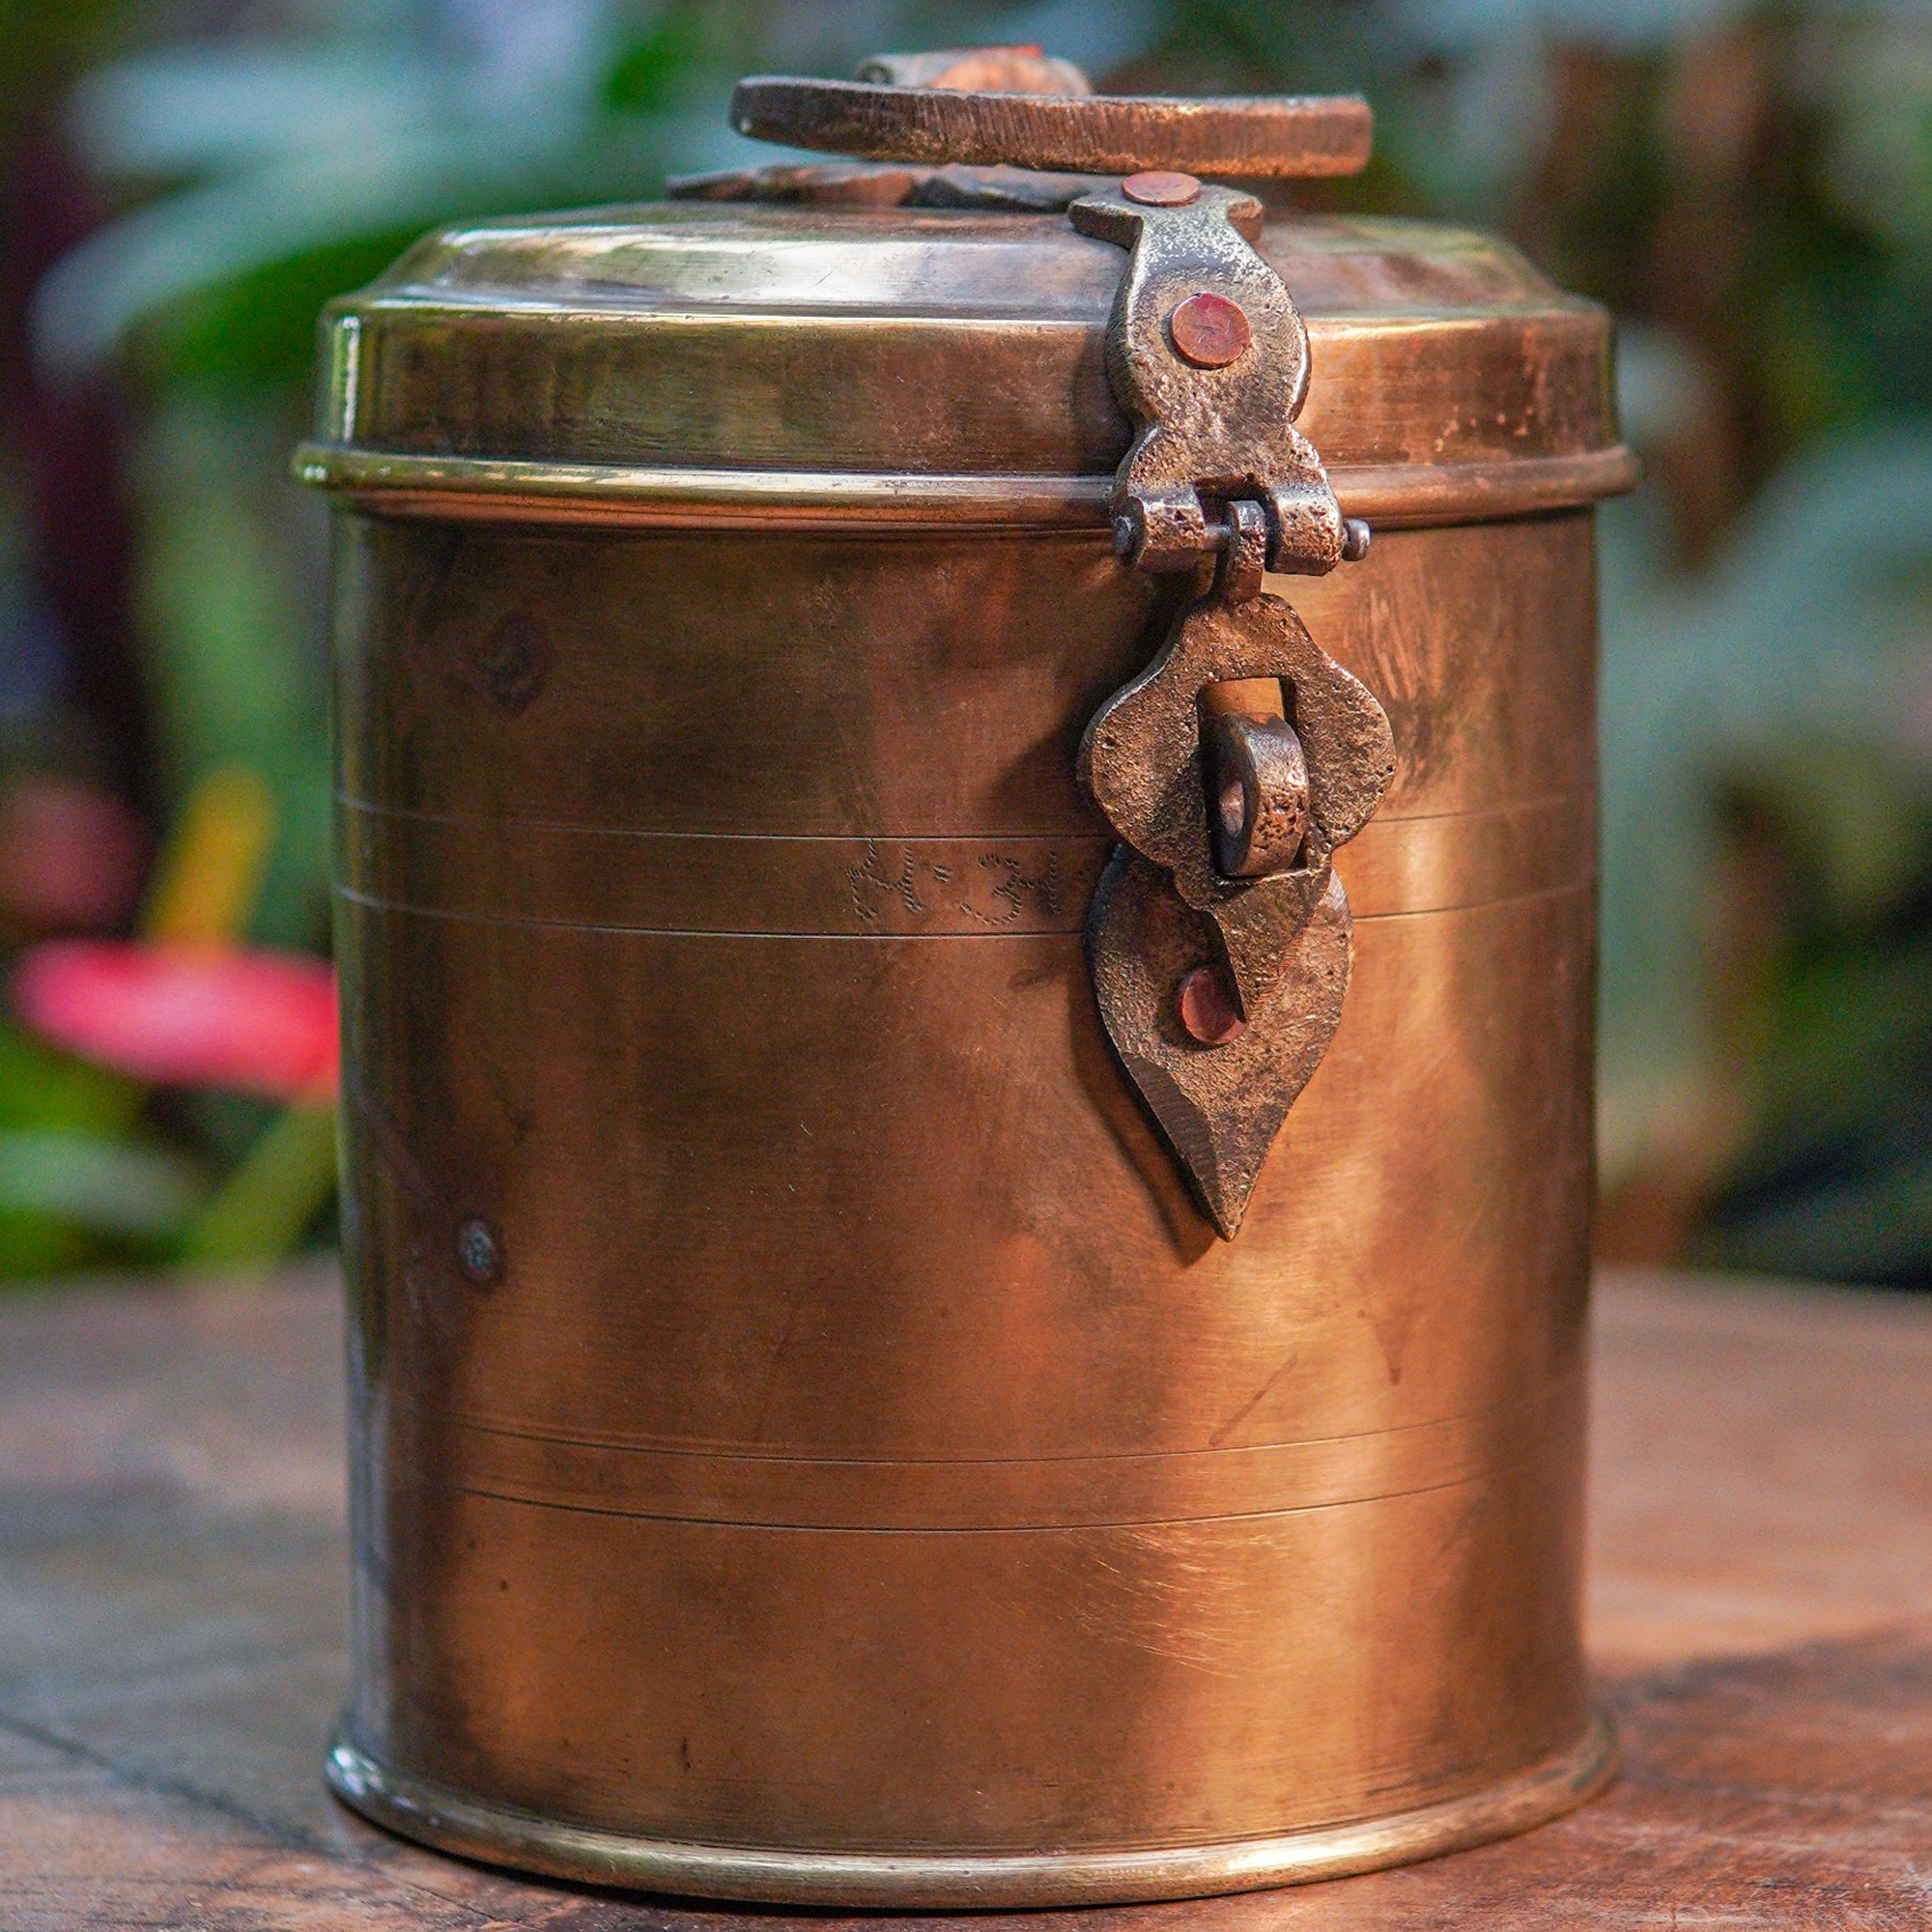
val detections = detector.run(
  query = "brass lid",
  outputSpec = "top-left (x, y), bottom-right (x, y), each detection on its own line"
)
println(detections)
top-left (298, 73), bottom-right (1632, 531)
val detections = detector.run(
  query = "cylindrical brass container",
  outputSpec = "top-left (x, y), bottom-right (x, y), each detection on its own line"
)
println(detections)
top-left (301, 62), bottom-right (1633, 1911)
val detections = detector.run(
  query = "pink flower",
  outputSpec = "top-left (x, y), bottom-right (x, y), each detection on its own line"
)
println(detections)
top-left (13, 941), bottom-right (337, 1100)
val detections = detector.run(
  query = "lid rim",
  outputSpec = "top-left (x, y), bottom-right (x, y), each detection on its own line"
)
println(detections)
top-left (315, 209), bottom-right (1621, 497)
top-left (294, 442), bottom-right (1639, 532)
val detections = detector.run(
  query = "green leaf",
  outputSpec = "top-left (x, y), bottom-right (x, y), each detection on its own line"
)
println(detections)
top-left (0, 1024), bottom-right (141, 1138)
top-left (0, 1128), bottom-right (201, 1239)
top-left (178, 1101), bottom-right (337, 1268)
top-left (35, 115), bottom-right (686, 385)
top-left (134, 394), bottom-right (330, 949)
top-left (603, 3), bottom-right (713, 114)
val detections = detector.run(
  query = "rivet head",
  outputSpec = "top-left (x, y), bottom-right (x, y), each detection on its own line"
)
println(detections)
top-left (1122, 168), bottom-right (1201, 207)
top-left (1176, 966), bottom-right (1247, 1046)
top-left (455, 1215), bottom-right (501, 1284)
top-left (1169, 291), bottom-right (1252, 368)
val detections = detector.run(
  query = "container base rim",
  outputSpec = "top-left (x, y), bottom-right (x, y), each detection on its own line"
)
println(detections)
top-left (326, 1704), bottom-right (1617, 1909)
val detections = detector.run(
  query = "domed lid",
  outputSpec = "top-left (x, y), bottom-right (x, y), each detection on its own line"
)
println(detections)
top-left (297, 54), bottom-right (1633, 532)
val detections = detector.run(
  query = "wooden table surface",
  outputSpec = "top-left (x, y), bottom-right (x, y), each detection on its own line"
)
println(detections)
top-left (1, 1266), bottom-right (1928, 1929)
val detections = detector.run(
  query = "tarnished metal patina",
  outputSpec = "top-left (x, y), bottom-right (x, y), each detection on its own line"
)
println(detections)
top-left (730, 65), bottom-right (1374, 179)
top-left (1067, 173), bottom-right (1393, 1231)
top-left (301, 46), bottom-right (1634, 1912)
top-left (1083, 594), bottom-right (1394, 1235)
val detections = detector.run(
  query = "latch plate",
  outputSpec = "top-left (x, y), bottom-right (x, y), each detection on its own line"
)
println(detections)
top-left (1073, 176), bottom-right (1395, 1237)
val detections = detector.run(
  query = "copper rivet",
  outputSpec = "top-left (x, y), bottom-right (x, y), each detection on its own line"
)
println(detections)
top-left (1122, 169), bottom-right (1201, 208)
top-left (1176, 966), bottom-right (1246, 1046)
top-left (1169, 291), bottom-right (1252, 368)
top-left (456, 1215), bottom-right (501, 1284)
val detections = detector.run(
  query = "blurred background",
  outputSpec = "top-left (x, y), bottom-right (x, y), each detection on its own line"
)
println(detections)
top-left (1, 0), bottom-right (1930, 1287)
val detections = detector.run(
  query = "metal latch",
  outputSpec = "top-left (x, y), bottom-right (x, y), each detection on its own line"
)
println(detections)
top-left (1073, 172), bottom-right (1394, 1237)
top-left (723, 53), bottom-right (1395, 1236)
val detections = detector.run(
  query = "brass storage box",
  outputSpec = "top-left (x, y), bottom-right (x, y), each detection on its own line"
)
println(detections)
top-left (302, 67), bottom-right (1633, 1911)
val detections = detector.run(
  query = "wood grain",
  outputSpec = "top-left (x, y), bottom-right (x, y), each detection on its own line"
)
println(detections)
top-left (1, 1264), bottom-right (1929, 1927)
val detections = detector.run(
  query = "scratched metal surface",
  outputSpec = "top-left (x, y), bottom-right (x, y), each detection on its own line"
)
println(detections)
top-left (0, 1264), bottom-right (1929, 1928)
top-left (326, 508), bottom-right (1601, 1883)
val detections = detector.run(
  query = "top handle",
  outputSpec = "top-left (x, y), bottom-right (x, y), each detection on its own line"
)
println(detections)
top-left (730, 46), bottom-right (1371, 181)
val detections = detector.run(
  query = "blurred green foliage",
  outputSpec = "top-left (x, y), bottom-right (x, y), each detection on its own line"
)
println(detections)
top-left (0, 1028), bottom-right (185, 1274)
top-left (5, 0), bottom-right (1932, 1281)
top-left (139, 398), bottom-right (329, 946)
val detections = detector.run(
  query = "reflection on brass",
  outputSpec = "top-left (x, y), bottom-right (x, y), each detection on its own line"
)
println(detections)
top-left (328, 1713), bottom-right (1617, 1908)
top-left (292, 440), bottom-right (1640, 531)
top-left (303, 46), bottom-right (1633, 1912)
